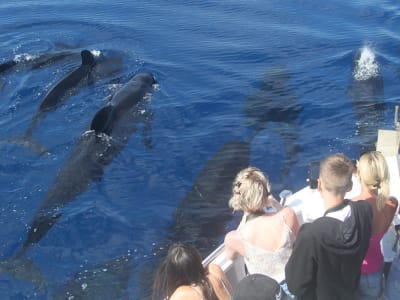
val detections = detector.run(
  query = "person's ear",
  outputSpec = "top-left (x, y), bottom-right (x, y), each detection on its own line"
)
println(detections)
top-left (317, 178), bottom-right (322, 192)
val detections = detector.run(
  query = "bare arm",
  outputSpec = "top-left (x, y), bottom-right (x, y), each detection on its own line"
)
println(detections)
top-left (207, 264), bottom-right (233, 300)
top-left (224, 230), bottom-right (244, 260)
top-left (283, 207), bottom-right (300, 237)
top-left (383, 197), bottom-right (399, 232)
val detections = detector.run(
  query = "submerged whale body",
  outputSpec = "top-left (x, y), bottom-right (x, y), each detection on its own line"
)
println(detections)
top-left (243, 65), bottom-right (302, 179)
top-left (52, 255), bottom-right (136, 300)
top-left (348, 46), bottom-right (385, 153)
top-left (171, 140), bottom-right (251, 255)
top-left (138, 139), bottom-right (251, 299)
top-left (0, 50), bottom-right (79, 75)
top-left (0, 72), bottom-right (157, 289)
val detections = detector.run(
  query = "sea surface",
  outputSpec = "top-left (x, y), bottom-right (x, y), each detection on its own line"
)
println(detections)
top-left (0, 1), bottom-right (399, 299)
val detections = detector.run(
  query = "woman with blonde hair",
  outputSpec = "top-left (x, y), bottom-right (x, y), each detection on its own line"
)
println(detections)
top-left (352, 151), bottom-right (398, 299)
top-left (224, 166), bottom-right (299, 285)
top-left (152, 243), bottom-right (232, 300)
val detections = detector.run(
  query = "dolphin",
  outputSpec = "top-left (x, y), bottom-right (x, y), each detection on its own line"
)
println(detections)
top-left (243, 65), bottom-right (302, 179)
top-left (347, 46), bottom-right (385, 153)
top-left (0, 72), bottom-right (156, 289)
top-left (52, 255), bottom-right (136, 300)
top-left (0, 51), bottom-right (78, 76)
top-left (6, 49), bottom-right (124, 155)
top-left (0, 59), bottom-right (17, 74)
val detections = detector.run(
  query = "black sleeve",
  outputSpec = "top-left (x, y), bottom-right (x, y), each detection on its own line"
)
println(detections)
top-left (285, 223), bottom-right (316, 297)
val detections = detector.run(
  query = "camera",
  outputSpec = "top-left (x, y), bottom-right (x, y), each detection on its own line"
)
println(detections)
top-left (308, 161), bottom-right (320, 189)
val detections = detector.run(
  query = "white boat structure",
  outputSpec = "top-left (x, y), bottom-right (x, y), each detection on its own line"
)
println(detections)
top-left (203, 106), bottom-right (400, 292)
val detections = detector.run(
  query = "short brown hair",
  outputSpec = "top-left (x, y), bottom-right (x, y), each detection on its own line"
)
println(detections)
top-left (319, 153), bottom-right (354, 197)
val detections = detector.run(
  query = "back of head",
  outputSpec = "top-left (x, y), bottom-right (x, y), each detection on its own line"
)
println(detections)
top-left (233, 274), bottom-right (289, 300)
top-left (358, 151), bottom-right (390, 210)
top-left (229, 167), bottom-right (277, 212)
top-left (319, 153), bottom-right (354, 197)
top-left (152, 243), bottom-right (216, 300)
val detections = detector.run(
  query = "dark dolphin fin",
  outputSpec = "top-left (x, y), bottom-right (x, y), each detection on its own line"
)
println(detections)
top-left (0, 256), bottom-right (48, 291)
top-left (81, 50), bottom-right (96, 67)
top-left (90, 105), bottom-right (114, 134)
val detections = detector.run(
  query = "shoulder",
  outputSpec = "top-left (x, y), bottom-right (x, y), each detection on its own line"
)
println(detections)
top-left (281, 207), bottom-right (300, 234)
top-left (281, 207), bottom-right (298, 222)
top-left (306, 217), bottom-right (339, 236)
top-left (208, 263), bottom-right (224, 278)
top-left (207, 264), bottom-right (233, 298)
top-left (170, 285), bottom-right (197, 300)
top-left (349, 199), bottom-right (373, 216)
top-left (224, 230), bottom-right (240, 245)
top-left (386, 196), bottom-right (398, 210)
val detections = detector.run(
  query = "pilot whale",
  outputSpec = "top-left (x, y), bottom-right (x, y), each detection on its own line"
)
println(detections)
top-left (52, 255), bottom-right (136, 300)
top-left (7, 49), bottom-right (124, 155)
top-left (347, 46), bottom-right (385, 153)
top-left (138, 138), bottom-right (252, 299)
top-left (243, 65), bottom-right (302, 179)
top-left (0, 50), bottom-right (78, 75)
top-left (0, 72), bottom-right (157, 289)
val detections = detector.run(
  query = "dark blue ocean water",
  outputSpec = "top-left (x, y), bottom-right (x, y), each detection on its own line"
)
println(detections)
top-left (1, 1), bottom-right (400, 299)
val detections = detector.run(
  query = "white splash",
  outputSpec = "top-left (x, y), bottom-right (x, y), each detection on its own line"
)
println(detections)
top-left (14, 53), bottom-right (37, 62)
top-left (353, 46), bottom-right (380, 81)
top-left (90, 49), bottom-right (101, 57)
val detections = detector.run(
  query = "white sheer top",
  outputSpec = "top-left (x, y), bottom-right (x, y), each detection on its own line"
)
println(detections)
top-left (239, 212), bottom-right (296, 283)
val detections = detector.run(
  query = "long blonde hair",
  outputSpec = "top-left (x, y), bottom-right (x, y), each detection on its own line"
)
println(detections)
top-left (229, 166), bottom-right (281, 212)
top-left (358, 151), bottom-right (390, 211)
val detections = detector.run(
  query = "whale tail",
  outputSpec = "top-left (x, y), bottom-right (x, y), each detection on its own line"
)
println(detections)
top-left (2, 135), bottom-right (50, 156)
top-left (0, 255), bottom-right (48, 291)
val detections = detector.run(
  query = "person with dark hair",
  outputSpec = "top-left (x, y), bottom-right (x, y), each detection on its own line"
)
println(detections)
top-left (152, 243), bottom-right (232, 300)
top-left (233, 274), bottom-right (290, 300)
top-left (285, 153), bottom-right (373, 300)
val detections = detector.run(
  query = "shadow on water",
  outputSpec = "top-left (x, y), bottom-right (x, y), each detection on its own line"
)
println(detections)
top-left (137, 65), bottom-right (304, 299)
top-left (137, 139), bottom-right (251, 299)
top-left (51, 255), bottom-right (136, 300)
top-left (243, 65), bottom-right (303, 180)
top-left (347, 46), bottom-right (386, 154)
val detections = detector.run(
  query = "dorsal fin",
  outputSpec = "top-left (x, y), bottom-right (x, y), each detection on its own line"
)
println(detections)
top-left (90, 105), bottom-right (114, 134)
top-left (81, 50), bottom-right (96, 67)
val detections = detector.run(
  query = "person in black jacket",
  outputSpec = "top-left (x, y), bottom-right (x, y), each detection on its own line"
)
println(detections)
top-left (285, 153), bottom-right (373, 300)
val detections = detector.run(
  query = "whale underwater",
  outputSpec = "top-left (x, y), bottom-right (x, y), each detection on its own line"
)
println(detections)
top-left (137, 66), bottom-right (304, 299)
top-left (0, 50), bottom-right (79, 75)
top-left (0, 72), bottom-right (157, 290)
top-left (6, 49), bottom-right (124, 155)
top-left (243, 65), bottom-right (303, 179)
top-left (347, 46), bottom-right (385, 153)
top-left (51, 254), bottom-right (136, 300)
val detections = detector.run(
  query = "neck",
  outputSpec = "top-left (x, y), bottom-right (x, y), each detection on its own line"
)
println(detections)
top-left (323, 193), bottom-right (345, 212)
top-left (245, 210), bottom-right (265, 222)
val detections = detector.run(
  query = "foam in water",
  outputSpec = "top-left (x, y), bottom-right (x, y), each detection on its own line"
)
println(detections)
top-left (90, 49), bottom-right (101, 57)
top-left (353, 46), bottom-right (380, 81)
top-left (14, 53), bottom-right (37, 62)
